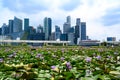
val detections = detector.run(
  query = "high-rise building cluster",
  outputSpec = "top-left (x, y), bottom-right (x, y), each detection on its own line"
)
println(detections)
top-left (0, 16), bottom-right (88, 45)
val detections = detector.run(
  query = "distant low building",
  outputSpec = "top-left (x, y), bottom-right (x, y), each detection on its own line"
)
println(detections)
top-left (107, 37), bottom-right (116, 41)
top-left (36, 25), bottom-right (43, 33)
top-left (27, 33), bottom-right (45, 46)
top-left (79, 40), bottom-right (100, 46)
top-left (29, 26), bottom-right (36, 34)
top-left (0, 35), bottom-right (11, 45)
top-left (0, 35), bottom-right (11, 40)
top-left (50, 32), bottom-right (55, 40)
top-left (60, 33), bottom-right (68, 41)
top-left (9, 31), bottom-right (24, 40)
top-left (28, 33), bottom-right (45, 40)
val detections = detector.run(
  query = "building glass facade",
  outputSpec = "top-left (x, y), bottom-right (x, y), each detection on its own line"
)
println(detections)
top-left (44, 17), bottom-right (52, 40)
top-left (1, 23), bottom-right (9, 35)
top-left (55, 25), bottom-right (61, 40)
top-left (8, 20), bottom-right (13, 34)
top-left (24, 18), bottom-right (29, 32)
top-left (81, 22), bottom-right (86, 40)
top-left (13, 17), bottom-right (22, 33)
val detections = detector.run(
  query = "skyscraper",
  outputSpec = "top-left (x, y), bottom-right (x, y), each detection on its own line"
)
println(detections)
top-left (68, 33), bottom-right (74, 45)
top-left (1, 23), bottom-right (9, 35)
top-left (76, 18), bottom-right (81, 25)
top-left (74, 25), bottom-right (79, 44)
top-left (0, 28), bottom-right (2, 35)
top-left (67, 16), bottom-right (71, 26)
top-left (74, 18), bottom-right (81, 44)
top-left (8, 20), bottom-right (13, 34)
top-left (37, 25), bottom-right (43, 33)
top-left (43, 17), bottom-right (52, 40)
top-left (63, 22), bottom-right (70, 34)
top-left (55, 25), bottom-right (61, 40)
top-left (74, 19), bottom-right (87, 44)
top-left (107, 37), bottom-right (116, 41)
top-left (60, 33), bottom-right (68, 41)
top-left (63, 16), bottom-right (71, 34)
top-left (48, 18), bottom-right (52, 37)
top-left (81, 22), bottom-right (86, 40)
top-left (13, 17), bottom-right (22, 33)
top-left (29, 26), bottom-right (36, 34)
top-left (24, 18), bottom-right (29, 32)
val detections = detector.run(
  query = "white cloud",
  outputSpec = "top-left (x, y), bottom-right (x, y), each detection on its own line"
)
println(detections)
top-left (69, 0), bottom-right (120, 40)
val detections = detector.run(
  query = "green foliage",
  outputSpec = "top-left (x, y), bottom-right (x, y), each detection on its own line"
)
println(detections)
top-left (0, 46), bottom-right (119, 79)
top-left (101, 41), bottom-right (107, 46)
top-left (21, 42), bottom-right (28, 46)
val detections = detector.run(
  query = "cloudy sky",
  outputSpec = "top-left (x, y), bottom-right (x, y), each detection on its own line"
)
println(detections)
top-left (0, 0), bottom-right (120, 41)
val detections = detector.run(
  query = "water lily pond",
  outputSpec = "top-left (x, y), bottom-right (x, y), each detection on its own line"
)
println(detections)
top-left (0, 46), bottom-right (120, 80)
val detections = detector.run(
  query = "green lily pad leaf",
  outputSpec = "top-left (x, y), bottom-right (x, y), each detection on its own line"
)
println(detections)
top-left (116, 66), bottom-right (120, 70)
top-left (39, 70), bottom-right (45, 73)
top-left (44, 73), bottom-right (51, 78)
top-left (109, 71), bottom-right (120, 78)
top-left (81, 77), bottom-right (94, 80)
top-left (94, 74), bottom-right (109, 80)
top-left (35, 78), bottom-right (46, 80)
top-left (109, 71), bottom-right (120, 75)
top-left (38, 73), bottom-right (44, 77)
top-left (5, 78), bottom-right (16, 80)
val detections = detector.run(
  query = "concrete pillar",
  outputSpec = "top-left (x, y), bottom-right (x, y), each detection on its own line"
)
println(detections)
top-left (63, 43), bottom-right (64, 46)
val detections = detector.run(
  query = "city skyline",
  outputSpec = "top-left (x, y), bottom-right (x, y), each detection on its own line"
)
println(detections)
top-left (0, 0), bottom-right (120, 40)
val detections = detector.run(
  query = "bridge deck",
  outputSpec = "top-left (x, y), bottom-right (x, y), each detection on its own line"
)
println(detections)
top-left (0, 40), bottom-right (70, 44)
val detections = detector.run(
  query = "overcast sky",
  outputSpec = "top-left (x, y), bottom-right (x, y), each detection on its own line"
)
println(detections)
top-left (0, 0), bottom-right (120, 41)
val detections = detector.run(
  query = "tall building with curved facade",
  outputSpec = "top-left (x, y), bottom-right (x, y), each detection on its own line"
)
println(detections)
top-left (13, 17), bottom-right (22, 33)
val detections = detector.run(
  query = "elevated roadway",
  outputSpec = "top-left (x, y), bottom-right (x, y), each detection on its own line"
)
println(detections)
top-left (0, 40), bottom-right (70, 46)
